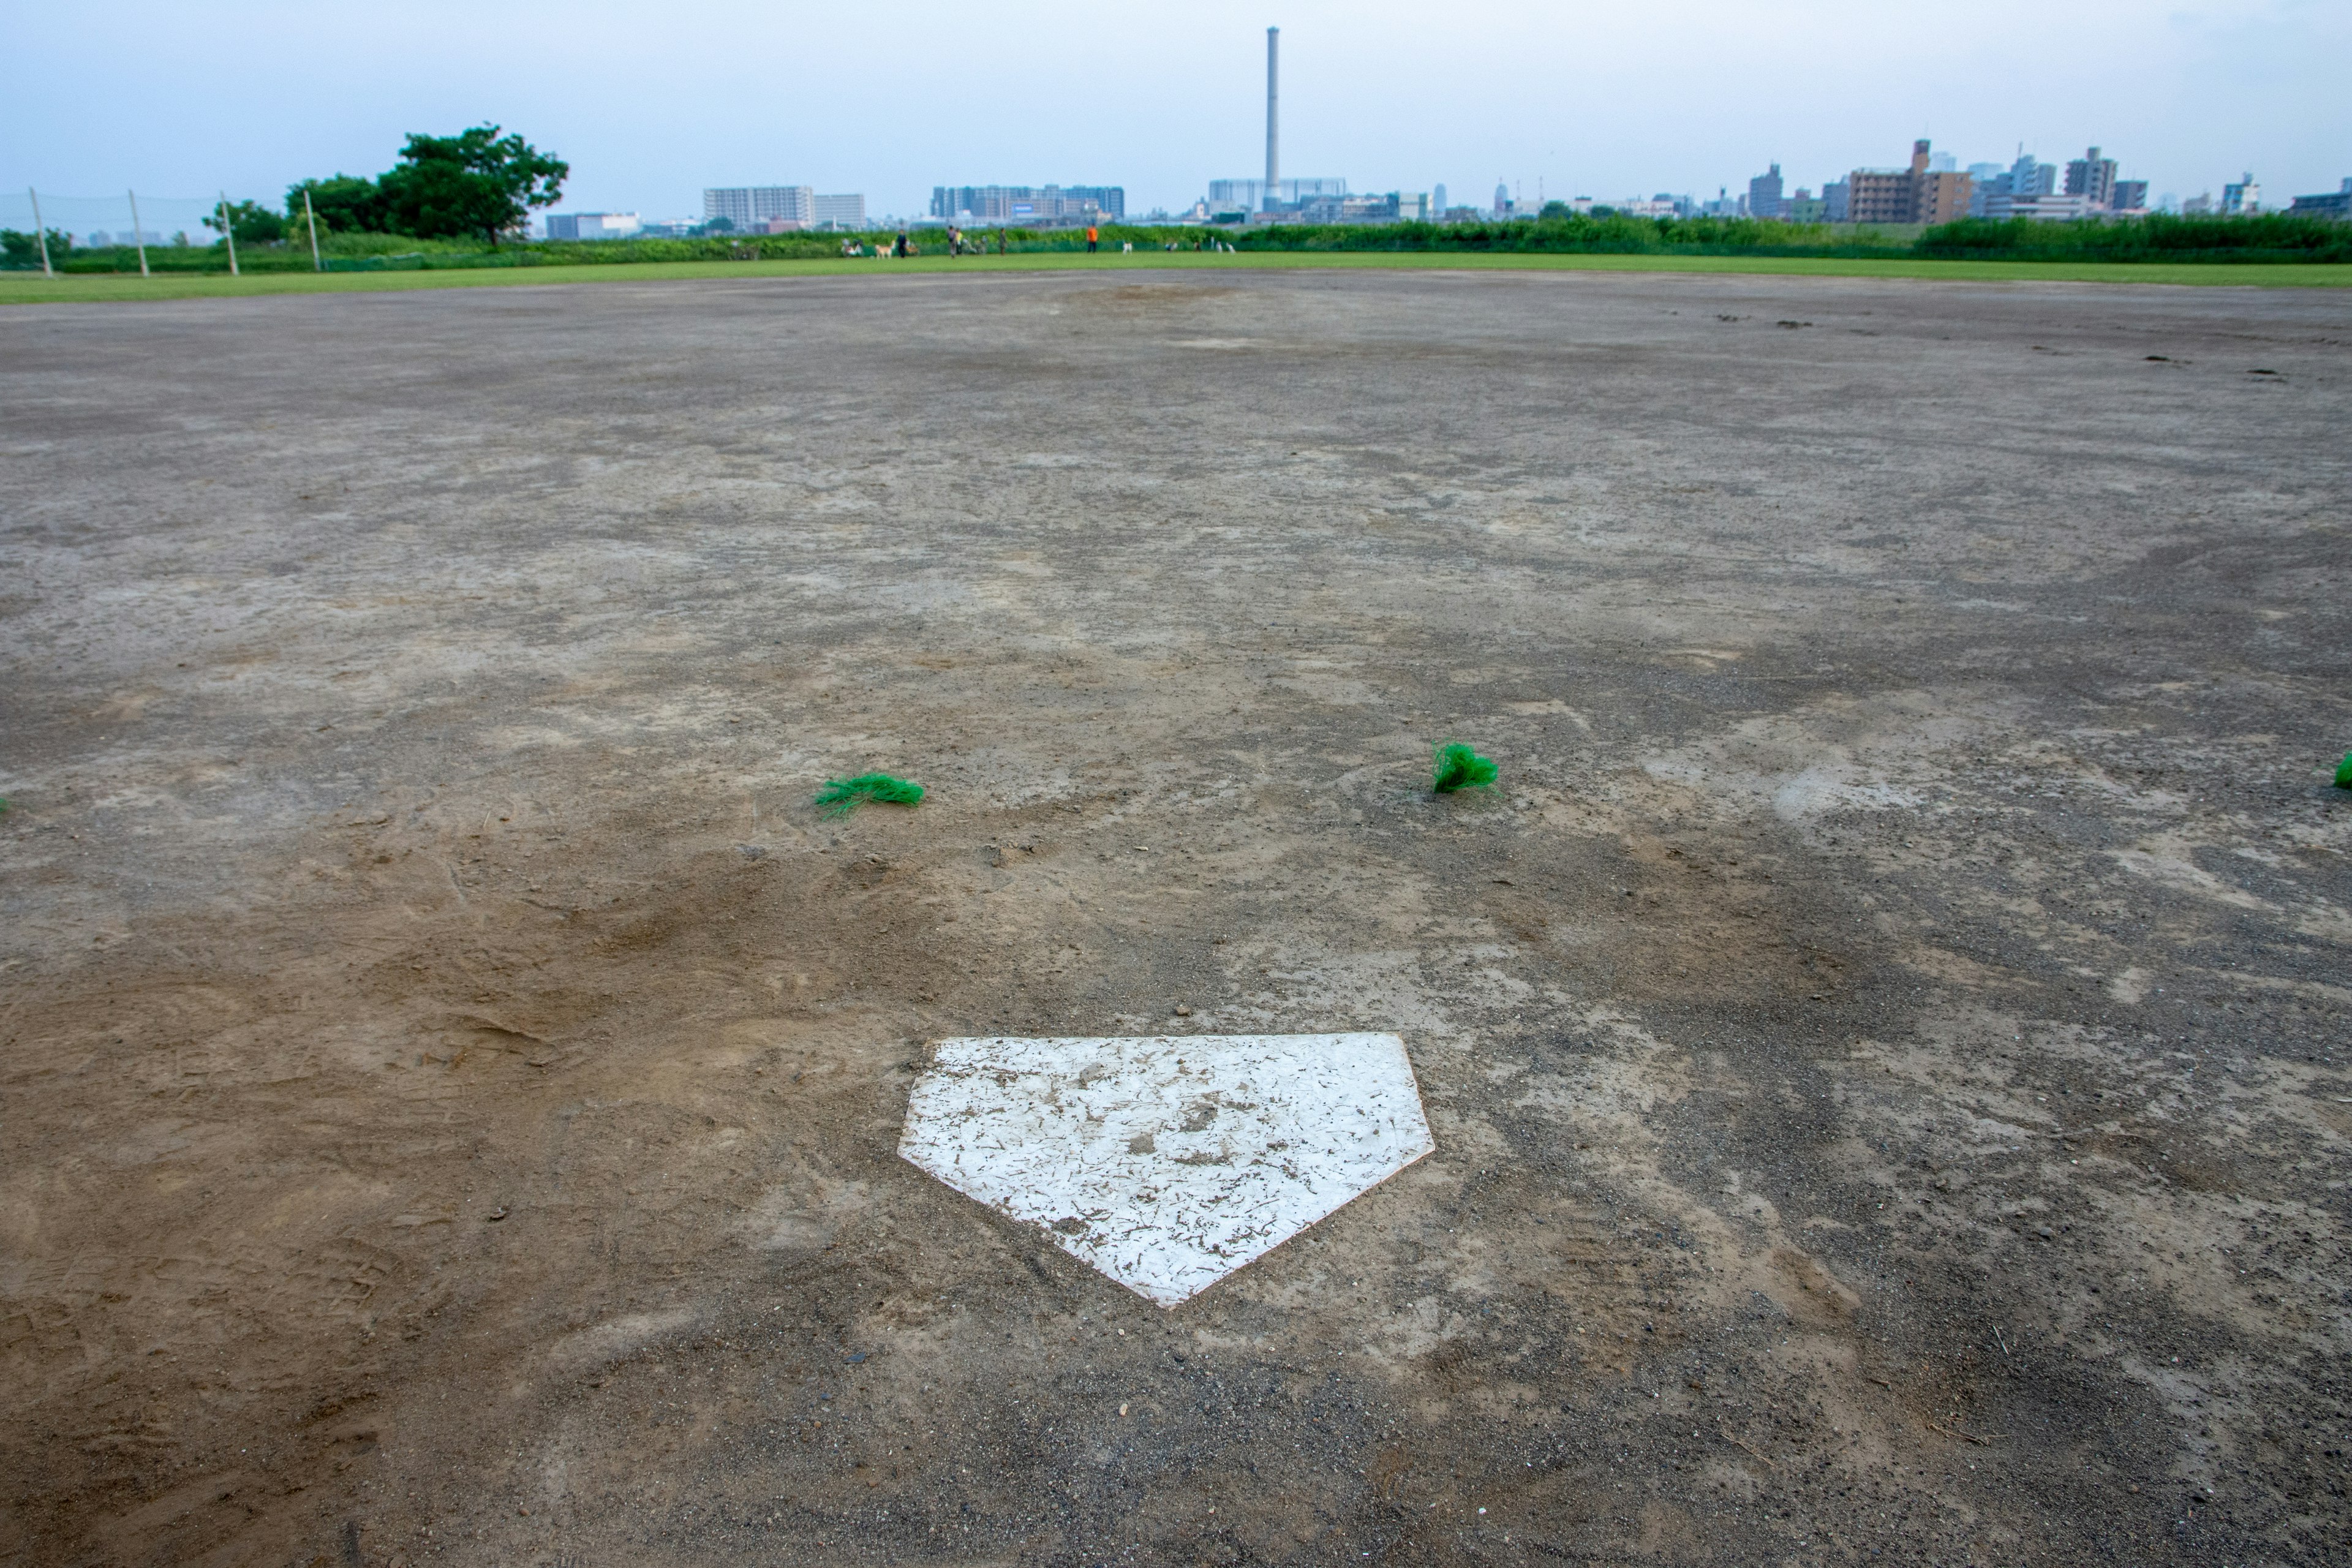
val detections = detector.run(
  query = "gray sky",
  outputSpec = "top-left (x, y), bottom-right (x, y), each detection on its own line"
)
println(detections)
top-left (10, 1), bottom-right (2348, 220)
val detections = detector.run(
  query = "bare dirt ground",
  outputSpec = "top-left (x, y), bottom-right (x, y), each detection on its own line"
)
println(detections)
top-left (2, 268), bottom-right (2348, 1567)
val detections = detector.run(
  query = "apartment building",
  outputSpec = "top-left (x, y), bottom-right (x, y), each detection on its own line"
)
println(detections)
top-left (1844, 141), bottom-right (1972, 225)
top-left (703, 186), bottom-right (813, 230)
top-left (812, 194), bottom-right (865, 229)
top-left (2065, 147), bottom-right (2118, 209)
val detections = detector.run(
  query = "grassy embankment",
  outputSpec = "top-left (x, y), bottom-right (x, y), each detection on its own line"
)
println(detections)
top-left (7, 211), bottom-right (2349, 303)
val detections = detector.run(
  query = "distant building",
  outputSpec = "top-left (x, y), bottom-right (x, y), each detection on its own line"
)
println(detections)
top-left (812, 194), bottom-right (865, 229)
top-left (1843, 140), bottom-right (1971, 225)
top-left (931, 185), bottom-right (1125, 223)
top-left (545, 212), bottom-right (642, 241)
top-left (2182, 192), bottom-right (2214, 216)
top-left (1821, 179), bottom-right (1849, 222)
top-left (1493, 180), bottom-right (1511, 218)
top-left (1748, 164), bottom-right (1785, 220)
top-left (1207, 178), bottom-right (1343, 214)
top-left (2111, 180), bottom-right (2150, 214)
top-left (2065, 146), bottom-right (2118, 209)
top-left (2006, 194), bottom-right (2092, 222)
top-left (2220, 174), bottom-right (2260, 215)
top-left (704, 187), bottom-right (813, 230)
top-left (1784, 189), bottom-right (1826, 223)
top-left (1433, 183), bottom-right (1447, 215)
top-left (1964, 160), bottom-right (2010, 216)
top-left (2286, 178), bottom-right (2352, 219)
top-left (1975, 154), bottom-right (2059, 219)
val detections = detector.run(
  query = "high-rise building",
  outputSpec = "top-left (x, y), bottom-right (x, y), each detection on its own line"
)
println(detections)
top-left (1493, 180), bottom-right (1511, 217)
top-left (2110, 180), bottom-right (2150, 214)
top-left (2065, 147), bottom-right (2118, 209)
top-left (930, 186), bottom-right (1125, 223)
top-left (1822, 179), bottom-right (1850, 222)
top-left (1433, 183), bottom-right (1447, 216)
top-left (1748, 164), bottom-right (1785, 220)
top-left (1844, 140), bottom-right (1972, 225)
top-left (812, 194), bottom-right (865, 228)
top-left (2221, 174), bottom-right (2260, 215)
top-left (704, 187), bottom-right (813, 230)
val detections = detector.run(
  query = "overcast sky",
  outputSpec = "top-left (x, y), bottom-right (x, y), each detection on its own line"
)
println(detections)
top-left (10, 1), bottom-right (2348, 221)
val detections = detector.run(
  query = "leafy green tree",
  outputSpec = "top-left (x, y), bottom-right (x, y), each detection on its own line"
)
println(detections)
top-left (1, 229), bottom-right (70, 267)
top-left (203, 200), bottom-right (287, 244)
top-left (287, 175), bottom-right (386, 233)
top-left (375, 125), bottom-right (567, 246)
top-left (704, 214), bottom-right (736, 233)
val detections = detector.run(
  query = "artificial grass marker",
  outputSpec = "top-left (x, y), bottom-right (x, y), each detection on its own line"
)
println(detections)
top-left (2337, 752), bottom-right (2352, 790)
top-left (814, 772), bottom-right (924, 818)
top-left (1432, 742), bottom-right (1498, 794)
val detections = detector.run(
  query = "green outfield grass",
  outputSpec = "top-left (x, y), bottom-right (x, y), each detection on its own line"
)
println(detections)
top-left (6, 249), bottom-right (2350, 304)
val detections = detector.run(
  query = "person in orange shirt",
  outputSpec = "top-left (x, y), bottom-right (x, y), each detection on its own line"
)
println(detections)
top-left (1085, 225), bottom-right (1099, 252)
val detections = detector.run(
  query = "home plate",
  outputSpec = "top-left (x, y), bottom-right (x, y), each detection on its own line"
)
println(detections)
top-left (899, 1033), bottom-right (1434, 1306)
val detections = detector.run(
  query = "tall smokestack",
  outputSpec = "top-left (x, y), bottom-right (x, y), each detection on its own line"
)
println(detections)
top-left (1264, 26), bottom-right (1280, 213)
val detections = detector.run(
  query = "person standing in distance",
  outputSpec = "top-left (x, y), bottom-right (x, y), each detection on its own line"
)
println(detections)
top-left (1085, 225), bottom-right (1098, 253)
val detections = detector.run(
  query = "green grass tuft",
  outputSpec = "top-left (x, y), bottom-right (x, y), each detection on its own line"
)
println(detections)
top-left (1432, 742), bottom-right (1498, 793)
top-left (2336, 752), bottom-right (2352, 790)
top-left (814, 772), bottom-right (925, 818)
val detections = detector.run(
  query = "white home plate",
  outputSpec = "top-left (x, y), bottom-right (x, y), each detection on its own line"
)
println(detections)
top-left (900, 1032), bottom-right (1433, 1306)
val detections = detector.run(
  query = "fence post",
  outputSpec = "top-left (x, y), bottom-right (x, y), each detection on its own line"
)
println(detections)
top-left (217, 192), bottom-right (239, 276)
top-left (128, 190), bottom-right (150, 277)
top-left (28, 188), bottom-right (53, 277)
top-left (304, 189), bottom-right (322, 271)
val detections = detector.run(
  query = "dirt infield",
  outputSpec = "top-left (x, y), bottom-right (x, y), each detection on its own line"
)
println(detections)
top-left (2, 269), bottom-right (2347, 1566)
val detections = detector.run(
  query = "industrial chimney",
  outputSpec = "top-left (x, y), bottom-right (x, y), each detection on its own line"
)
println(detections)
top-left (1264, 27), bottom-right (1280, 214)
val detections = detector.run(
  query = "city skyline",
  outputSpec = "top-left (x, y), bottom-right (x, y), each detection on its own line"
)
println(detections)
top-left (9, 1), bottom-right (2347, 224)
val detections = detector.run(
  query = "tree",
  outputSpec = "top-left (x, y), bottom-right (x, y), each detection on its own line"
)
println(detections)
top-left (2, 229), bottom-right (70, 268)
top-left (374, 124), bottom-right (567, 247)
top-left (203, 200), bottom-right (287, 244)
top-left (287, 175), bottom-right (386, 233)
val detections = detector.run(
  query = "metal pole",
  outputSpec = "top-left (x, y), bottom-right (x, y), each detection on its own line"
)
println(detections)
top-left (304, 189), bottom-right (321, 271)
top-left (128, 189), bottom-right (149, 277)
top-left (1264, 28), bottom-right (1280, 214)
top-left (217, 191), bottom-right (239, 276)
top-left (28, 188), bottom-right (53, 276)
